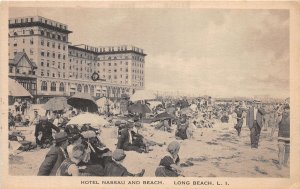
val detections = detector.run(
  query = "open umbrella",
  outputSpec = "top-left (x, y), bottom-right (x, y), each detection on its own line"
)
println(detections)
top-left (67, 93), bottom-right (98, 112)
top-left (44, 97), bottom-right (70, 111)
top-left (67, 112), bottom-right (108, 129)
top-left (96, 97), bottom-right (114, 108)
top-left (8, 78), bottom-right (32, 97)
top-left (166, 107), bottom-right (176, 115)
top-left (130, 90), bottom-right (156, 102)
top-left (128, 103), bottom-right (151, 114)
top-left (153, 112), bottom-right (175, 122)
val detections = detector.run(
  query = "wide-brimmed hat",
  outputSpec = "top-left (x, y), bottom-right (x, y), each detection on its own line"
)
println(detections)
top-left (112, 149), bottom-right (126, 161)
top-left (54, 132), bottom-right (68, 143)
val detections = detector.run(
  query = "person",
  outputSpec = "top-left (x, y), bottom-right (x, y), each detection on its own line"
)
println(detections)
top-left (104, 149), bottom-right (145, 176)
top-left (64, 124), bottom-right (80, 136)
top-left (175, 115), bottom-right (188, 140)
top-left (35, 116), bottom-right (60, 148)
top-left (56, 144), bottom-right (86, 176)
top-left (14, 100), bottom-right (20, 114)
top-left (37, 132), bottom-right (69, 176)
top-left (234, 102), bottom-right (245, 136)
top-left (155, 119), bottom-right (171, 132)
top-left (246, 100), bottom-right (266, 149)
top-left (30, 110), bottom-right (41, 127)
top-left (116, 120), bottom-right (146, 153)
top-left (155, 141), bottom-right (182, 177)
top-left (277, 104), bottom-right (290, 169)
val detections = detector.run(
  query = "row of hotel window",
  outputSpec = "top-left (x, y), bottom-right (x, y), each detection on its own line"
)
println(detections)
top-left (41, 82), bottom-right (66, 92)
top-left (11, 39), bottom-right (66, 51)
top-left (69, 51), bottom-right (144, 62)
top-left (40, 51), bottom-right (66, 59)
top-left (11, 30), bottom-right (67, 42)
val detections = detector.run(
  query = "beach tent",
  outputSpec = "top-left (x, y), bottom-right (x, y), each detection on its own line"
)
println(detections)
top-left (8, 78), bottom-right (32, 97)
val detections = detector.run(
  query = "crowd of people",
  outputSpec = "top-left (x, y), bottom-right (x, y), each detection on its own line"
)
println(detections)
top-left (8, 95), bottom-right (290, 176)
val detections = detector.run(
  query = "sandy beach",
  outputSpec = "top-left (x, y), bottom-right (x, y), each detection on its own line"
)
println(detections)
top-left (9, 105), bottom-right (289, 177)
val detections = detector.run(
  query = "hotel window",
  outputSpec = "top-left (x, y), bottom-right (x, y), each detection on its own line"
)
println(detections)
top-left (58, 54), bottom-right (61, 59)
top-left (57, 35), bottom-right (61, 40)
top-left (9, 67), bottom-right (13, 73)
top-left (52, 34), bottom-right (56, 39)
top-left (63, 45), bottom-right (65, 50)
top-left (47, 62), bottom-right (49, 67)
top-left (52, 52), bottom-right (55, 58)
top-left (47, 41), bottom-right (50, 47)
top-left (41, 61), bottom-right (44, 66)
top-left (59, 82), bottom-right (64, 91)
top-left (63, 73), bottom-right (65, 78)
top-left (23, 39), bottom-right (25, 43)
top-left (30, 49), bottom-right (34, 55)
top-left (41, 81), bottom-right (47, 91)
top-left (58, 72), bottom-right (61, 78)
top-left (52, 42), bottom-right (55, 48)
top-left (114, 63), bottom-right (117, 66)
top-left (22, 30), bottom-right (25, 34)
top-left (63, 63), bottom-right (65, 69)
top-left (52, 73), bottom-right (55, 77)
top-left (30, 38), bottom-right (34, 45)
top-left (16, 69), bottom-right (19, 73)
top-left (58, 63), bottom-right (61, 69)
top-left (41, 39), bottom-right (44, 45)
top-left (41, 51), bottom-right (45, 56)
top-left (47, 32), bottom-right (50, 37)
top-left (41, 70), bottom-right (44, 76)
top-left (13, 39), bottom-right (17, 46)
top-left (47, 52), bottom-right (50, 57)
top-left (50, 82), bottom-right (56, 91)
top-left (63, 54), bottom-right (65, 60)
top-left (30, 18), bottom-right (33, 22)
top-left (114, 69), bottom-right (117, 73)
top-left (125, 68), bottom-right (128, 72)
top-left (108, 63), bottom-right (111, 66)
top-left (14, 32), bottom-right (18, 36)
top-left (63, 36), bottom-right (66, 42)
top-left (114, 76), bottom-right (117, 79)
top-left (58, 43), bottom-right (61, 49)
top-left (40, 30), bottom-right (44, 36)
top-left (30, 29), bottom-right (34, 35)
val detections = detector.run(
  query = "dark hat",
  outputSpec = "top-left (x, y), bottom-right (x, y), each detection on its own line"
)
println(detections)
top-left (54, 132), bottom-right (68, 143)
top-left (112, 149), bottom-right (126, 161)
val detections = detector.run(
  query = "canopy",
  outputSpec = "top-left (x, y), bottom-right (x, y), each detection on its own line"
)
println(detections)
top-left (8, 78), bottom-right (32, 97)
top-left (67, 93), bottom-right (98, 113)
top-left (44, 97), bottom-right (70, 111)
top-left (130, 90), bottom-right (156, 102)
top-left (67, 112), bottom-right (108, 128)
top-left (128, 103), bottom-right (151, 114)
top-left (153, 112), bottom-right (175, 122)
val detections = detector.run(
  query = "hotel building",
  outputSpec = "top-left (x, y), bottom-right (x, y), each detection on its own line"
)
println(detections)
top-left (8, 16), bottom-right (146, 100)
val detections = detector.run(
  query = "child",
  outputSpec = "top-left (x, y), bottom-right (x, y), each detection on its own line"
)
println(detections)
top-left (155, 141), bottom-right (182, 177)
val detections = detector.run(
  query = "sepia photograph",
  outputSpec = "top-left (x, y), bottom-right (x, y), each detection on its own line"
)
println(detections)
top-left (1, 1), bottom-right (300, 189)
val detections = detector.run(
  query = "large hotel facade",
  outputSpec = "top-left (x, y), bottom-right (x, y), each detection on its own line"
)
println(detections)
top-left (8, 16), bottom-right (146, 100)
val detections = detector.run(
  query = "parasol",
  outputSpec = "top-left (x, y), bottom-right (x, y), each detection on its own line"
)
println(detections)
top-left (44, 97), bottom-right (70, 111)
top-left (67, 112), bottom-right (108, 128)
top-left (67, 93), bottom-right (98, 112)
top-left (128, 103), bottom-right (151, 114)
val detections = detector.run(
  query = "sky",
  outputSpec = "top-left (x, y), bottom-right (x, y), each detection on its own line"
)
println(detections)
top-left (9, 8), bottom-right (290, 98)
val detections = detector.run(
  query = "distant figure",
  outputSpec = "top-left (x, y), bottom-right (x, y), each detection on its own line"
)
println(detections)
top-left (234, 102), bottom-right (245, 136)
top-left (155, 141), bottom-right (182, 177)
top-left (30, 110), bottom-right (41, 127)
top-left (104, 149), bottom-right (145, 176)
top-left (246, 101), bottom-right (266, 148)
top-left (175, 115), bottom-right (188, 140)
top-left (277, 104), bottom-right (290, 169)
top-left (38, 132), bottom-right (69, 176)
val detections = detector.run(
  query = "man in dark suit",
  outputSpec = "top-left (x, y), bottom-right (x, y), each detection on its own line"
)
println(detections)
top-left (246, 101), bottom-right (266, 148)
top-left (37, 132), bottom-right (69, 176)
top-left (116, 120), bottom-right (145, 153)
top-left (35, 116), bottom-right (60, 148)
